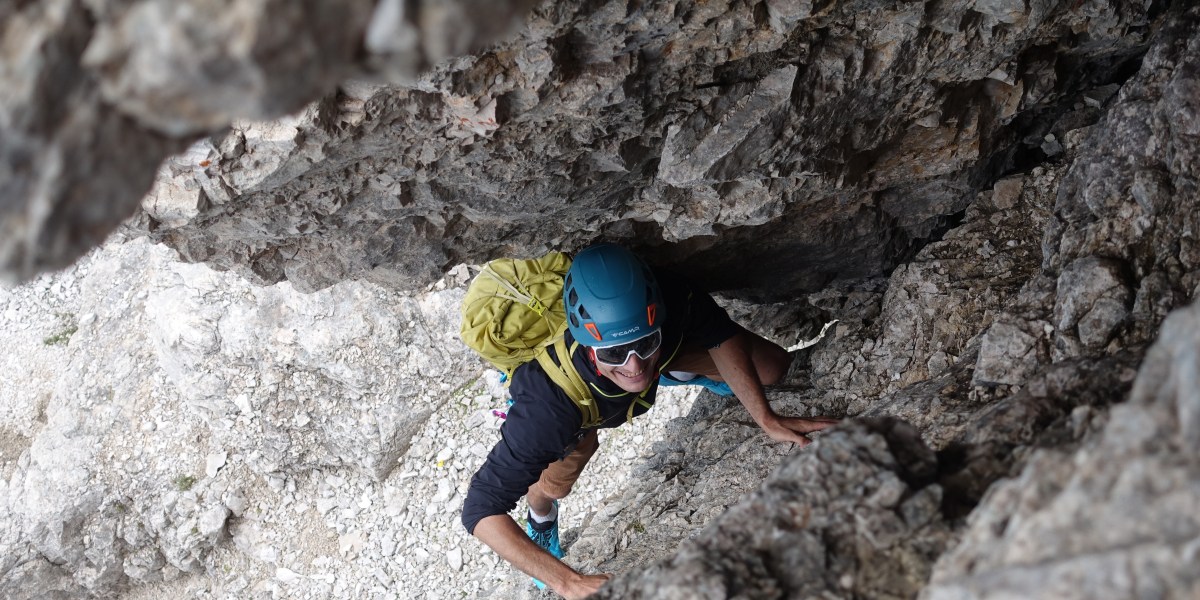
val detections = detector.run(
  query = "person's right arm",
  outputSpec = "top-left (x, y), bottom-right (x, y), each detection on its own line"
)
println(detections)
top-left (463, 364), bottom-right (611, 598)
top-left (473, 515), bottom-right (611, 599)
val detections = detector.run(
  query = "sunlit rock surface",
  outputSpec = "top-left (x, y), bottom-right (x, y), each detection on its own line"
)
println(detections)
top-left (3, 0), bottom-right (1200, 599)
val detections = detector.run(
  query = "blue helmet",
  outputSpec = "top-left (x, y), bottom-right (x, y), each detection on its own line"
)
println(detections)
top-left (563, 244), bottom-right (664, 347)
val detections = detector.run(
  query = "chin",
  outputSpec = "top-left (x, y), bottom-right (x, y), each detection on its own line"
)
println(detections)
top-left (617, 378), bottom-right (653, 393)
top-left (602, 369), bottom-right (650, 393)
top-left (613, 368), bottom-right (657, 393)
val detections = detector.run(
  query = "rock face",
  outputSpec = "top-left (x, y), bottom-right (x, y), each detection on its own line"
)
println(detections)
top-left (557, 6), bottom-right (1199, 598)
top-left (594, 419), bottom-right (949, 600)
top-left (544, 5), bottom-right (1200, 599)
top-left (922, 8), bottom-right (1200, 598)
top-left (0, 237), bottom-right (482, 597)
top-left (1, 0), bottom-right (1165, 297)
top-left (138, 0), bottom-right (1161, 298)
top-left (924, 302), bottom-right (1200, 600)
top-left (0, 0), bottom-right (537, 283)
top-left (4, 1), bottom-right (1200, 600)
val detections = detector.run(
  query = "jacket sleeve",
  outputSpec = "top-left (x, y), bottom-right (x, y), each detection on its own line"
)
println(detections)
top-left (461, 363), bottom-right (584, 534)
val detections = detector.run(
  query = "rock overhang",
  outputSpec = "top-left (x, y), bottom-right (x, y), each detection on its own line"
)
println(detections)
top-left (1, 0), bottom-right (1171, 303)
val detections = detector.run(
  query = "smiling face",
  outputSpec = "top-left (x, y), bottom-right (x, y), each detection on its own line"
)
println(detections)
top-left (592, 347), bottom-right (662, 393)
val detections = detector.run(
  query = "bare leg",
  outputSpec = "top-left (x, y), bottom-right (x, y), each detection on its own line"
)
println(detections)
top-left (525, 429), bottom-right (600, 517)
top-left (666, 326), bottom-right (791, 385)
top-left (527, 482), bottom-right (557, 517)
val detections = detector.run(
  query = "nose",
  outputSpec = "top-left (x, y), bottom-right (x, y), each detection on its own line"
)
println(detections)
top-left (623, 354), bottom-right (648, 370)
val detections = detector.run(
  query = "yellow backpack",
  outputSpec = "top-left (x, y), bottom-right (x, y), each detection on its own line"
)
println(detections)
top-left (459, 252), bottom-right (603, 427)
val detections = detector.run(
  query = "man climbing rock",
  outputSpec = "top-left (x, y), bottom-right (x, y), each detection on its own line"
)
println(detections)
top-left (461, 244), bottom-right (837, 599)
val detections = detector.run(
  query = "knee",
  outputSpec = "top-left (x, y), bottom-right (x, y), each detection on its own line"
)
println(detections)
top-left (547, 484), bottom-right (573, 500)
top-left (531, 481), bottom-right (572, 501)
top-left (529, 475), bottom-right (577, 500)
top-left (756, 343), bottom-right (792, 386)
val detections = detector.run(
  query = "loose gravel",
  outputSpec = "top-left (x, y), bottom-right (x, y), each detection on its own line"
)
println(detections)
top-left (1, 235), bottom-right (699, 599)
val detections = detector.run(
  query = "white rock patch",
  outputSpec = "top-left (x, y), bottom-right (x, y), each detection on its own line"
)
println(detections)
top-left (1, 234), bottom-right (699, 599)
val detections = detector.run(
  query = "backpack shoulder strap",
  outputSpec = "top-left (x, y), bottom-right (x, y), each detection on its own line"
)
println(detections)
top-left (534, 338), bottom-right (602, 428)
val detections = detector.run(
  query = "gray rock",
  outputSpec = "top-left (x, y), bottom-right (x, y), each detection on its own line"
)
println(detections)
top-left (0, 0), bottom-right (1157, 302)
top-left (85, 0), bottom-right (376, 135)
top-left (4, 1), bottom-right (1200, 600)
top-left (973, 320), bottom-right (1045, 387)
top-left (924, 299), bottom-right (1200, 600)
top-left (0, 0), bottom-right (537, 285)
top-left (658, 65), bottom-right (798, 188)
top-left (0, 237), bottom-right (483, 598)
top-left (141, 250), bottom-right (473, 481)
top-left (1053, 257), bottom-right (1132, 353)
top-left (594, 419), bottom-right (950, 600)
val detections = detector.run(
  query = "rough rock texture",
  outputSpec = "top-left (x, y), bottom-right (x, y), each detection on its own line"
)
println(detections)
top-left (924, 300), bottom-right (1200, 600)
top-left (594, 419), bottom-right (949, 600)
top-left (5, 0), bottom-right (1200, 599)
top-left (141, 248), bottom-right (471, 482)
top-left (0, 236), bottom-right (482, 597)
top-left (0, 0), bottom-right (538, 283)
top-left (922, 6), bottom-right (1200, 598)
top-left (2, 0), bottom-right (1164, 296)
top-left (552, 5), bottom-right (1197, 599)
top-left (139, 0), bottom-right (1158, 297)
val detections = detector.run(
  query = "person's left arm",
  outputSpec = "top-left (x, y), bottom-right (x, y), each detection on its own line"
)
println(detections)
top-left (708, 331), bottom-right (837, 446)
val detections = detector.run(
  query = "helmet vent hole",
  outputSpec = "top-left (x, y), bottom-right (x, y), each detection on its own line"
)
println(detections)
top-left (578, 305), bottom-right (591, 320)
top-left (570, 314), bottom-right (579, 327)
top-left (568, 289), bottom-right (578, 306)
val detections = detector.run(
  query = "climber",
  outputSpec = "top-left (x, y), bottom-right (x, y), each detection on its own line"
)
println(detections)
top-left (461, 243), bottom-right (837, 599)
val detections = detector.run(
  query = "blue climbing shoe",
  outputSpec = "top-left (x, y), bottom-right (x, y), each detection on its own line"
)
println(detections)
top-left (526, 502), bottom-right (563, 589)
top-left (658, 374), bottom-right (734, 397)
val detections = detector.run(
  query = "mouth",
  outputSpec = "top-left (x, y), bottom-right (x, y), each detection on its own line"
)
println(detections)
top-left (616, 366), bottom-right (645, 378)
top-left (611, 366), bottom-right (652, 392)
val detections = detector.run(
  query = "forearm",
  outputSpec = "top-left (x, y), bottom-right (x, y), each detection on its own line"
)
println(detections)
top-left (709, 333), bottom-right (778, 426)
top-left (473, 514), bottom-right (587, 593)
top-left (709, 332), bottom-right (839, 445)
